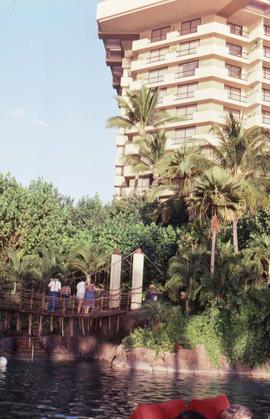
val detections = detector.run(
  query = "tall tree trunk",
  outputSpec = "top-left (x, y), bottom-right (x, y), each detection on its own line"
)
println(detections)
top-left (86, 274), bottom-right (91, 285)
top-left (185, 298), bottom-right (189, 317)
top-left (134, 175), bottom-right (139, 192)
top-left (210, 228), bottom-right (217, 276)
top-left (268, 262), bottom-right (270, 285)
top-left (232, 215), bottom-right (239, 254)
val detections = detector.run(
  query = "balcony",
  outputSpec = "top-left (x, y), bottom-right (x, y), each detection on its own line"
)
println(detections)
top-left (125, 143), bottom-right (139, 155)
top-left (116, 134), bottom-right (127, 146)
top-left (147, 74), bottom-right (165, 85)
top-left (131, 43), bottom-right (249, 74)
top-left (114, 175), bottom-right (126, 187)
top-left (227, 70), bottom-right (248, 81)
top-left (262, 114), bottom-right (270, 125)
top-left (227, 91), bottom-right (247, 103)
top-left (175, 68), bottom-right (197, 79)
top-left (124, 165), bottom-right (151, 177)
top-left (132, 21), bottom-right (250, 53)
top-left (263, 69), bottom-right (270, 81)
top-left (146, 53), bottom-right (167, 64)
top-left (175, 91), bottom-right (195, 101)
top-left (121, 187), bottom-right (149, 197)
top-left (170, 135), bottom-right (194, 146)
top-left (177, 46), bottom-right (198, 58)
top-left (262, 93), bottom-right (270, 103)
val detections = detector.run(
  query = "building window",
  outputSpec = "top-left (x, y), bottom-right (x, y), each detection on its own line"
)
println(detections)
top-left (263, 111), bottom-right (270, 124)
top-left (263, 67), bottom-right (270, 80)
top-left (264, 46), bottom-right (270, 58)
top-left (176, 83), bottom-right (198, 100)
top-left (148, 48), bottom-right (168, 63)
top-left (265, 25), bottom-right (270, 36)
top-left (129, 177), bottom-right (150, 188)
top-left (157, 88), bottom-right (167, 104)
top-left (177, 61), bottom-right (199, 78)
top-left (173, 127), bottom-right (196, 144)
top-left (181, 18), bottom-right (201, 35)
top-left (226, 42), bottom-right (242, 57)
top-left (224, 107), bottom-right (240, 119)
top-left (151, 26), bottom-right (171, 42)
top-left (178, 40), bottom-right (199, 56)
top-left (226, 63), bottom-right (242, 79)
top-left (148, 68), bottom-right (166, 84)
top-left (225, 85), bottom-right (243, 101)
top-left (227, 22), bottom-right (243, 36)
top-left (176, 105), bottom-right (197, 119)
top-left (263, 89), bottom-right (270, 102)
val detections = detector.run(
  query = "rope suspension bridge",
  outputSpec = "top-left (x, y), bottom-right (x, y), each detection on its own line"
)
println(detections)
top-left (0, 249), bottom-right (164, 337)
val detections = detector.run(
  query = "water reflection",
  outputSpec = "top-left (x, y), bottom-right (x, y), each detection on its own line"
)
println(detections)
top-left (0, 359), bottom-right (270, 418)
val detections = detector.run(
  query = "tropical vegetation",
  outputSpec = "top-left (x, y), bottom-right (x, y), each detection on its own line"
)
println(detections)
top-left (1, 85), bottom-right (270, 369)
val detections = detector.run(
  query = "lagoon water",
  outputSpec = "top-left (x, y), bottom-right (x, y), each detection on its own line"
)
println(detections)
top-left (0, 359), bottom-right (270, 418)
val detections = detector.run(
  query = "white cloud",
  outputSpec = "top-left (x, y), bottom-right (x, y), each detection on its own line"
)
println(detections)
top-left (4, 108), bottom-right (25, 119)
top-left (32, 119), bottom-right (49, 129)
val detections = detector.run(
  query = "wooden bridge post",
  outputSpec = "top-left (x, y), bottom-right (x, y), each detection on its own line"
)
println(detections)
top-left (109, 251), bottom-right (122, 309)
top-left (16, 313), bottom-right (21, 333)
top-left (131, 248), bottom-right (144, 310)
top-left (70, 318), bottom-right (74, 337)
top-left (38, 315), bottom-right (43, 336)
top-left (50, 315), bottom-right (53, 333)
top-left (4, 312), bottom-right (9, 330)
top-left (41, 293), bottom-right (45, 313)
top-left (28, 314), bottom-right (32, 337)
top-left (28, 287), bottom-right (34, 337)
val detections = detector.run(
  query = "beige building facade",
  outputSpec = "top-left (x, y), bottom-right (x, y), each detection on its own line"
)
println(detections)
top-left (97, 0), bottom-right (270, 198)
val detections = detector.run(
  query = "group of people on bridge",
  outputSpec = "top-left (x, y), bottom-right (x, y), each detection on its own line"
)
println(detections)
top-left (48, 275), bottom-right (97, 315)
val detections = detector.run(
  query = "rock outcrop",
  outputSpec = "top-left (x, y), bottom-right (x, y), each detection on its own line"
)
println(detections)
top-left (112, 345), bottom-right (232, 374)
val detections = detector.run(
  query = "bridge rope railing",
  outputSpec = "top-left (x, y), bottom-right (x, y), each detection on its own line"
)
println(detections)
top-left (0, 286), bottom-right (143, 317)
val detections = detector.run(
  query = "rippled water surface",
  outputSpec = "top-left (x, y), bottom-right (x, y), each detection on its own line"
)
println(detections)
top-left (0, 359), bottom-right (270, 418)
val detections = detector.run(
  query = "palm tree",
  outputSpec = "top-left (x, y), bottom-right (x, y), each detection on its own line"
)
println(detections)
top-left (107, 86), bottom-right (180, 193)
top-left (251, 234), bottom-right (270, 284)
top-left (0, 249), bottom-right (41, 292)
top-left (150, 145), bottom-right (213, 223)
top-left (208, 113), bottom-right (270, 253)
top-left (123, 130), bottom-right (168, 189)
top-left (107, 85), bottom-right (175, 135)
top-left (70, 243), bottom-right (108, 284)
top-left (139, 300), bottom-right (171, 333)
top-left (186, 167), bottom-right (243, 275)
top-left (165, 145), bottom-right (214, 198)
top-left (167, 245), bottom-right (209, 315)
top-left (36, 245), bottom-right (70, 290)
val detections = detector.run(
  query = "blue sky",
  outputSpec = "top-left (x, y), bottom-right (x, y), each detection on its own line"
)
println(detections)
top-left (0, 0), bottom-right (118, 202)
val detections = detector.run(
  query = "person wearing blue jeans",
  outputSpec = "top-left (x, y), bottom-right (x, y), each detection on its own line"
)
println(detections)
top-left (48, 276), bottom-right (62, 313)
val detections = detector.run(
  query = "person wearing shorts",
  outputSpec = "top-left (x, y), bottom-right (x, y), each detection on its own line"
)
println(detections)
top-left (76, 279), bottom-right (85, 314)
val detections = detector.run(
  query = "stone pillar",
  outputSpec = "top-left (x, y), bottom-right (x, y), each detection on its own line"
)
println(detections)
top-left (109, 251), bottom-right (122, 308)
top-left (131, 249), bottom-right (144, 310)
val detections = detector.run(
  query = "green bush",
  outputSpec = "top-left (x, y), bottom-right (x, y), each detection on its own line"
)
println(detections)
top-left (184, 308), bottom-right (225, 367)
top-left (123, 304), bottom-right (187, 353)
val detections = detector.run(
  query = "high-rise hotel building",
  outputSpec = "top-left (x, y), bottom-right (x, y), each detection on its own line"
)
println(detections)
top-left (97, 0), bottom-right (270, 198)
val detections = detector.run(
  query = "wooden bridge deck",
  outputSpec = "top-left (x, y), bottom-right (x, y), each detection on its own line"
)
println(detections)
top-left (0, 288), bottom-right (135, 318)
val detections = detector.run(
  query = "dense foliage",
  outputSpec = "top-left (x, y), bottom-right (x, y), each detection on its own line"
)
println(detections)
top-left (0, 175), bottom-right (178, 289)
top-left (1, 93), bottom-right (270, 368)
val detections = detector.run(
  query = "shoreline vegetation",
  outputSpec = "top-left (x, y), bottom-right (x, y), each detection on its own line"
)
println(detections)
top-left (1, 93), bottom-right (270, 376)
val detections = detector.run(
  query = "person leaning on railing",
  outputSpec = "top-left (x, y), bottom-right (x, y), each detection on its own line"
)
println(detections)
top-left (60, 280), bottom-right (71, 314)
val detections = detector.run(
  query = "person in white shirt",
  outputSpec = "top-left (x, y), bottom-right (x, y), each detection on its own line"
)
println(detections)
top-left (76, 279), bottom-right (86, 314)
top-left (48, 276), bottom-right (62, 312)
